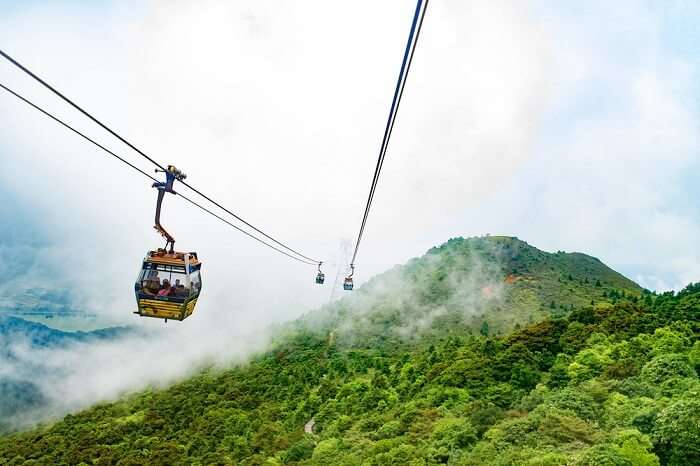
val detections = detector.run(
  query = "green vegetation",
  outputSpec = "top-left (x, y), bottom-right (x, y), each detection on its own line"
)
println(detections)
top-left (300, 236), bottom-right (643, 343)
top-left (0, 237), bottom-right (697, 465)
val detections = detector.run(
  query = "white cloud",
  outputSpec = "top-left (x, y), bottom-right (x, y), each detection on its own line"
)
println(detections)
top-left (1, 0), bottom-right (699, 423)
top-left (0, 0), bottom-right (556, 323)
top-left (468, 0), bottom-right (700, 291)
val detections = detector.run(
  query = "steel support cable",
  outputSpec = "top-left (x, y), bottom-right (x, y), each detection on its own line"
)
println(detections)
top-left (351, 0), bottom-right (427, 265)
top-left (0, 49), bottom-right (320, 264)
top-left (362, 0), bottom-right (429, 230)
top-left (175, 196), bottom-right (317, 265)
top-left (0, 83), bottom-right (317, 266)
top-left (350, 0), bottom-right (428, 266)
top-left (0, 83), bottom-right (159, 183)
top-left (178, 181), bottom-right (318, 263)
top-left (356, 0), bottom-right (428, 259)
top-left (0, 50), bottom-right (167, 172)
top-left (355, 0), bottom-right (428, 258)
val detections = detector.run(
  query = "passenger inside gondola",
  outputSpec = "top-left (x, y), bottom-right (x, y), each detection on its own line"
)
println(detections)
top-left (142, 271), bottom-right (161, 295)
top-left (157, 279), bottom-right (173, 297)
top-left (137, 263), bottom-right (201, 299)
top-left (174, 279), bottom-right (188, 297)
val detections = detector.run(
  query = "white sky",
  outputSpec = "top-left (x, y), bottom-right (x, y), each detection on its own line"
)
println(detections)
top-left (2, 0), bottom-right (700, 329)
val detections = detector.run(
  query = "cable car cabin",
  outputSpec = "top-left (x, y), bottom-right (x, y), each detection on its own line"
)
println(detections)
top-left (343, 277), bottom-right (354, 291)
top-left (134, 250), bottom-right (202, 322)
top-left (315, 272), bottom-right (325, 284)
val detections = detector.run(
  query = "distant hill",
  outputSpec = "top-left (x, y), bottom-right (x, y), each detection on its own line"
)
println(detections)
top-left (0, 315), bottom-right (129, 349)
top-left (300, 236), bottom-right (644, 345)
top-left (0, 287), bottom-right (78, 317)
top-left (0, 317), bottom-right (132, 431)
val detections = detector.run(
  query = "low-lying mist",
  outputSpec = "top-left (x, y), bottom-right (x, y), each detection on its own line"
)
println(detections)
top-left (1, 320), bottom-right (275, 431)
top-left (298, 237), bottom-right (514, 347)
top-left (2, 237), bottom-right (514, 431)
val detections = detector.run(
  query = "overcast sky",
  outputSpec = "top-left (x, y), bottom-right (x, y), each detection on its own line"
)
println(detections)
top-left (2, 0), bottom-right (700, 330)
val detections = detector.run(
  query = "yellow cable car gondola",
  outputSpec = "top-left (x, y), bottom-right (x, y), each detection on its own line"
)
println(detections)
top-left (134, 166), bottom-right (202, 322)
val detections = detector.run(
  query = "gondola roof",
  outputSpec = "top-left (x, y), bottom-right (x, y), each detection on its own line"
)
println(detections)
top-left (145, 249), bottom-right (201, 267)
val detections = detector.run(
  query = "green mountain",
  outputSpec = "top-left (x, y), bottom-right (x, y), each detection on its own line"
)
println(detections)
top-left (1, 237), bottom-right (698, 465)
top-left (300, 236), bottom-right (643, 343)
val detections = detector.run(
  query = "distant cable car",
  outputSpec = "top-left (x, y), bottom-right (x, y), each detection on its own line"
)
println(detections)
top-left (134, 166), bottom-right (202, 322)
top-left (315, 262), bottom-right (325, 285)
top-left (343, 264), bottom-right (354, 291)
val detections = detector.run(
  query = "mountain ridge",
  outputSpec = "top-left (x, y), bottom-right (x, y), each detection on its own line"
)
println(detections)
top-left (297, 235), bottom-right (644, 346)
top-left (0, 316), bottom-right (134, 431)
top-left (0, 315), bottom-right (132, 348)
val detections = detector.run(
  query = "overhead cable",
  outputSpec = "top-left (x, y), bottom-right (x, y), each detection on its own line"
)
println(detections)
top-left (0, 48), bottom-right (320, 264)
top-left (350, 0), bottom-right (429, 266)
top-left (0, 82), bottom-right (317, 266)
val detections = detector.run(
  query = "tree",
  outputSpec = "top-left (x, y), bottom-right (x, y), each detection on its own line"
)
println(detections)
top-left (430, 417), bottom-right (477, 462)
top-left (613, 429), bottom-right (660, 466)
top-left (480, 321), bottom-right (490, 337)
top-left (653, 398), bottom-right (700, 464)
top-left (510, 362), bottom-right (540, 389)
top-left (311, 439), bottom-right (343, 465)
top-left (282, 436), bottom-right (316, 463)
top-left (640, 354), bottom-right (694, 386)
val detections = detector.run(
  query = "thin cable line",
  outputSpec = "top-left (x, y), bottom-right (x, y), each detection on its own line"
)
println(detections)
top-left (0, 49), bottom-right (166, 171)
top-left (176, 195), bottom-right (317, 265)
top-left (178, 180), bottom-right (319, 263)
top-left (365, 0), bottom-right (429, 224)
top-left (0, 48), bottom-right (320, 264)
top-left (351, 0), bottom-right (426, 264)
top-left (350, 0), bottom-right (429, 265)
top-left (0, 83), bottom-right (159, 183)
top-left (0, 82), bottom-right (317, 266)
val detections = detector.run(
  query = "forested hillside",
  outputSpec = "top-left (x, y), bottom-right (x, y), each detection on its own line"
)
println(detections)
top-left (1, 237), bottom-right (697, 465)
top-left (300, 236), bottom-right (643, 343)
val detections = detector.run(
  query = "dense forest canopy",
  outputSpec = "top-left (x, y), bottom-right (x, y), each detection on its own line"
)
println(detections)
top-left (1, 237), bottom-right (698, 465)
